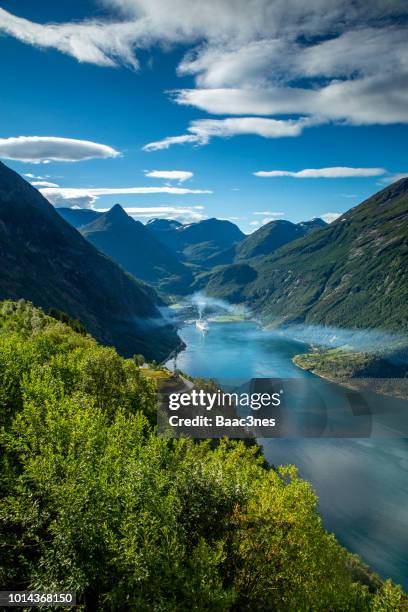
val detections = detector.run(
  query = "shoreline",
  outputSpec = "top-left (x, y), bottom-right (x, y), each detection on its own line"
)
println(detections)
top-left (293, 354), bottom-right (408, 400)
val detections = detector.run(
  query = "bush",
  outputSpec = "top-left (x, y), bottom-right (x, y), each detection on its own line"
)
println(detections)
top-left (0, 301), bottom-right (405, 610)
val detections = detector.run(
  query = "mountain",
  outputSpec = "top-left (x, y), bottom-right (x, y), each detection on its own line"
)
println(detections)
top-left (235, 220), bottom-right (308, 261)
top-left (298, 217), bottom-right (327, 234)
top-left (145, 218), bottom-right (183, 251)
top-left (0, 162), bottom-right (180, 360)
top-left (148, 217), bottom-right (245, 267)
top-left (199, 180), bottom-right (408, 332)
top-left (205, 217), bottom-right (327, 265)
top-left (57, 207), bottom-right (102, 229)
top-left (146, 218), bottom-right (183, 232)
top-left (80, 205), bottom-right (192, 292)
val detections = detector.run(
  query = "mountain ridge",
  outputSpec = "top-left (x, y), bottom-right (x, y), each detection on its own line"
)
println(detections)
top-left (80, 205), bottom-right (193, 292)
top-left (0, 162), bottom-right (179, 359)
top-left (148, 216), bottom-right (246, 267)
top-left (198, 179), bottom-right (408, 332)
top-left (57, 206), bottom-right (102, 229)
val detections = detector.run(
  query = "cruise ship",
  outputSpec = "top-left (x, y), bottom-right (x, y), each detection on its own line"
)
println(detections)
top-left (195, 319), bottom-right (209, 332)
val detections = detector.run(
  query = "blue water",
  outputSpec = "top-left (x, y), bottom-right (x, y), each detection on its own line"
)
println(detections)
top-left (170, 320), bottom-right (408, 588)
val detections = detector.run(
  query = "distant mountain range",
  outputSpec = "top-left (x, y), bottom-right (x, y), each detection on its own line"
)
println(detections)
top-left (79, 204), bottom-right (192, 292)
top-left (58, 212), bottom-right (247, 273)
top-left (59, 209), bottom-right (328, 282)
top-left (0, 162), bottom-right (179, 360)
top-left (198, 179), bottom-right (408, 332)
top-left (19, 165), bottom-right (407, 339)
top-left (147, 217), bottom-right (245, 266)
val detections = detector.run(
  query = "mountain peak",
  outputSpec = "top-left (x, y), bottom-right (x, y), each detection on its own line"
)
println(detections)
top-left (0, 161), bottom-right (179, 360)
top-left (106, 203), bottom-right (128, 219)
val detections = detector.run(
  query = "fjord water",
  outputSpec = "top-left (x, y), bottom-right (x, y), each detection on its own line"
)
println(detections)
top-left (170, 320), bottom-right (408, 588)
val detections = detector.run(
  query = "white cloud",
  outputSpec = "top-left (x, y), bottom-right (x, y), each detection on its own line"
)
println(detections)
top-left (174, 77), bottom-right (408, 125)
top-left (1, 1), bottom-right (407, 137)
top-left (31, 180), bottom-right (60, 188)
top-left (143, 135), bottom-right (199, 151)
top-left (145, 170), bottom-right (193, 182)
top-left (254, 167), bottom-right (386, 178)
top-left (144, 116), bottom-right (318, 150)
top-left (41, 185), bottom-right (212, 207)
top-left (178, 26), bottom-right (408, 88)
top-left (101, 205), bottom-right (206, 222)
top-left (321, 212), bottom-right (341, 223)
top-left (0, 136), bottom-right (120, 163)
top-left (0, 8), bottom-right (139, 68)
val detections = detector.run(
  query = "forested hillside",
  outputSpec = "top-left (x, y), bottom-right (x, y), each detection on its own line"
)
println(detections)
top-left (0, 300), bottom-right (405, 610)
top-left (201, 179), bottom-right (408, 332)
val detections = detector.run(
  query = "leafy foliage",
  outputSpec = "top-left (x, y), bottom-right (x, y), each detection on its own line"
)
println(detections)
top-left (0, 301), bottom-right (405, 610)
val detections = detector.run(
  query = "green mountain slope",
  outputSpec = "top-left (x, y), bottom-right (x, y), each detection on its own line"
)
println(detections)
top-left (81, 204), bottom-right (192, 292)
top-left (235, 220), bottom-right (309, 260)
top-left (0, 162), bottom-right (179, 359)
top-left (202, 179), bottom-right (408, 332)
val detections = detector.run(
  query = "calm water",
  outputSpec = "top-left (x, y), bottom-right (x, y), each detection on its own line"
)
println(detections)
top-left (169, 320), bottom-right (408, 588)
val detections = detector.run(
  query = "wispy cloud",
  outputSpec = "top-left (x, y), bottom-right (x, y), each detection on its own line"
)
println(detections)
top-left (254, 167), bottom-right (386, 178)
top-left (0, 136), bottom-right (119, 163)
top-left (144, 170), bottom-right (193, 182)
top-left (1, 2), bottom-right (407, 146)
top-left (101, 205), bottom-right (206, 222)
top-left (24, 173), bottom-right (48, 179)
top-left (144, 117), bottom-right (318, 150)
top-left (0, 7), bottom-right (139, 68)
top-left (41, 185), bottom-right (212, 207)
top-left (31, 180), bottom-right (60, 188)
top-left (143, 135), bottom-right (199, 151)
top-left (173, 75), bottom-right (408, 125)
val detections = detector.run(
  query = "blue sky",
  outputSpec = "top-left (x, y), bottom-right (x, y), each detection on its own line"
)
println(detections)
top-left (0, 0), bottom-right (407, 232)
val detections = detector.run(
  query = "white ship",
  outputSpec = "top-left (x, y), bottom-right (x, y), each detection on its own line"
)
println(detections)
top-left (195, 319), bottom-right (209, 332)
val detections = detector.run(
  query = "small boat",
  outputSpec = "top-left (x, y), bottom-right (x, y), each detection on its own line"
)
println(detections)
top-left (196, 319), bottom-right (209, 332)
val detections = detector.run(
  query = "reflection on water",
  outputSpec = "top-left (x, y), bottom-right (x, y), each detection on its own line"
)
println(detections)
top-left (168, 320), bottom-right (408, 588)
